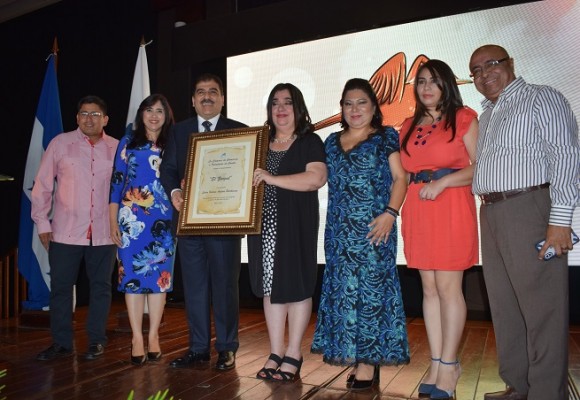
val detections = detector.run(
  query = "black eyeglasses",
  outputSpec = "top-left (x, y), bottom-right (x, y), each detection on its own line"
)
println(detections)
top-left (469, 57), bottom-right (509, 79)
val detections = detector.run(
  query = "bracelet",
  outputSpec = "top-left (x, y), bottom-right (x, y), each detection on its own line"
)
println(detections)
top-left (385, 206), bottom-right (399, 217)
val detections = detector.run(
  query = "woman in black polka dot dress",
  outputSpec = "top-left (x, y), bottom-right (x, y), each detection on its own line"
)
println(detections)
top-left (248, 83), bottom-right (327, 382)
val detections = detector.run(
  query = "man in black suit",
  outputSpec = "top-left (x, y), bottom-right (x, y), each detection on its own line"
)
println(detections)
top-left (160, 73), bottom-right (247, 371)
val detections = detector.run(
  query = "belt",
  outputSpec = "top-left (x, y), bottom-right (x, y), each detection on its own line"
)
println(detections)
top-left (479, 183), bottom-right (550, 205)
top-left (409, 168), bottom-right (459, 184)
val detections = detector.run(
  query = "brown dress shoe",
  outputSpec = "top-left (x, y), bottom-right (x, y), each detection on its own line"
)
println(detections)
top-left (484, 387), bottom-right (527, 400)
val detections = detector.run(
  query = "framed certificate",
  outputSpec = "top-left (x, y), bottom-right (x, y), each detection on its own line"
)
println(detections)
top-left (177, 125), bottom-right (269, 235)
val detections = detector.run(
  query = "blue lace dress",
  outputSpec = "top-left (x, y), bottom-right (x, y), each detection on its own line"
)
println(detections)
top-left (110, 134), bottom-right (176, 294)
top-left (311, 127), bottom-right (409, 366)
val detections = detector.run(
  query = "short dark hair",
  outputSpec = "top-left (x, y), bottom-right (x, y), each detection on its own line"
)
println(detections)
top-left (339, 78), bottom-right (383, 130)
top-left (193, 73), bottom-right (224, 95)
top-left (77, 95), bottom-right (107, 115)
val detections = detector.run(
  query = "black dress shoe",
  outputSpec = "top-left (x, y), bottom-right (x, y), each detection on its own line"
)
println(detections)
top-left (169, 351), bottom-right (210, 368)
top-left (36, 343), bottom-right (73, 361)
top-left (147, 352), bottom-right (162, 362)
top-left (84, 343), bottom-right (105, 360)
top-left (215, 351), bottom-right (235, 371)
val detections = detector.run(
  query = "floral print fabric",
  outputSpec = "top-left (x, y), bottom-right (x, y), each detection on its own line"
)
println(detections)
top-left (311, 127), bottom-right (409, 366)
top-left (110, 134), bottom-right (176, 293)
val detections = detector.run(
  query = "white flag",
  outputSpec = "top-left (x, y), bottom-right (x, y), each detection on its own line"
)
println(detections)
top-left (126, 42), bottom-right (151, 133)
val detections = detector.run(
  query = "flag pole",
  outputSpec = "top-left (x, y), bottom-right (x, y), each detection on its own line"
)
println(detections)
top-left (52, 37), bottom-right (59, 70)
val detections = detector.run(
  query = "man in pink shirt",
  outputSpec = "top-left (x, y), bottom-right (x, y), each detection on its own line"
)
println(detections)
top-left (31, 95), bottom-right (119, 361)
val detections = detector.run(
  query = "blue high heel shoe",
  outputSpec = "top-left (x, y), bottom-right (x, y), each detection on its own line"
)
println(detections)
top-left (430, 359), bottom-right (460, 400)
top-left (419, 383), bottom-right (436, 397)
top-left (418, 357), bottom-right (440, 398)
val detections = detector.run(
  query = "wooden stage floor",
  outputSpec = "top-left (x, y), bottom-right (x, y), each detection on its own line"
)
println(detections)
top-left (1, 299), bottom-right (579, 400)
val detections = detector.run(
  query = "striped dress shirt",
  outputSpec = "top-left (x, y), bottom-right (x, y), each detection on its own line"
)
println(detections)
top-left (473, 77), bottom-right (580, 226)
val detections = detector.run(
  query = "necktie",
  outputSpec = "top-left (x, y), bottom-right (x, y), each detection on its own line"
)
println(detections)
top-left (202, 120), bottom-right (212, 132)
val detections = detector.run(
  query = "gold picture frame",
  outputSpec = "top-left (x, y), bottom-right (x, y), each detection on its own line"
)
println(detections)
top-left (176, 125), bottom-right (269, 235)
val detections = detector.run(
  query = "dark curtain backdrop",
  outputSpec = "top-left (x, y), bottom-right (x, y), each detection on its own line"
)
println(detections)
top-left (0, 0), bottom-right (157, 253)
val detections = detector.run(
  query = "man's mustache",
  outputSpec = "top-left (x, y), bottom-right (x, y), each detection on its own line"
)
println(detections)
top-left (201, 99), bottom-right (214, 105)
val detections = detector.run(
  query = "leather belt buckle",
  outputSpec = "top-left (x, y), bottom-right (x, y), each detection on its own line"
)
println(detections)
top-left (479, 192), bottom-right (505, 205)
top-left (479, 183), bottom-right (549, 205)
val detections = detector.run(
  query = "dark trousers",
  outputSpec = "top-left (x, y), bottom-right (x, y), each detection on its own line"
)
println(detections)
top-left (480, 188), bottom-right (568, 400)
top-left (178, 235), bottom-right (241, 353)
top-left (48, 242), bottom-right (116, 349)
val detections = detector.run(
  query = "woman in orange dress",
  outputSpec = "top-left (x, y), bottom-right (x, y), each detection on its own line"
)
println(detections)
top-left (399, 59), bottom-right (478, 399)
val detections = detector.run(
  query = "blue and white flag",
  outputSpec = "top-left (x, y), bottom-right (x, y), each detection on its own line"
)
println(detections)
top-left (125, 41), bottom-right (151, 134)
top-left (17, 54), bottom-right (63, 310)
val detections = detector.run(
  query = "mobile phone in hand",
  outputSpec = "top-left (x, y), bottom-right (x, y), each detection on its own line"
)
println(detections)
top-left (535, 229), bottom-right (579, 260)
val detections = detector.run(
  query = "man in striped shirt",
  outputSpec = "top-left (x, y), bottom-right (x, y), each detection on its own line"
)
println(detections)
top-left (470, 44), bottom-right (579, 400)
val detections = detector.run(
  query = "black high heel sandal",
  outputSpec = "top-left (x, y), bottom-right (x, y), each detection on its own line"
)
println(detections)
top-left (272, 356), bottom-right (303, 382)
top-left (350, 365), bottom-right (380, 390)
top-left (256, 353), bottom-right (284, 380)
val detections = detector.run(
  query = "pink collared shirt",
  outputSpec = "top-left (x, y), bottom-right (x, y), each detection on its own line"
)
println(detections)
top-left (31, 128), bottom-right (119, 246)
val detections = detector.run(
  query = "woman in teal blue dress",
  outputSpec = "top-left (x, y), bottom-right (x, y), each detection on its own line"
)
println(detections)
top-left (109, 94), bottom-right (176, 365)
top-left (311, 78), bottom-right (409, 390)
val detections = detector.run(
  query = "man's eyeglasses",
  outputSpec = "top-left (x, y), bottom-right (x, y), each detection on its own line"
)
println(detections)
top-left (469, 57), bottom-right (510, 79)
top-left (78, 111), bottom-right (103, 118)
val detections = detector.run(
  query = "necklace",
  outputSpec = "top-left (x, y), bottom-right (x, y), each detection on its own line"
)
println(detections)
top-left (414, 116), bottom-right (442, 146)
top-left (272, 134), bottom-right (296, 144)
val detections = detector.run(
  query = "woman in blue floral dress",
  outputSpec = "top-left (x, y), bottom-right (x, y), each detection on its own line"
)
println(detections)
top-left (109, 94), bottom-right (176, 365)
top-left (311, 78), bottom-right (410, 390)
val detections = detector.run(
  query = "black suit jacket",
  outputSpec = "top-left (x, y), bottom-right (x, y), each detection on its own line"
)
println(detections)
top-left (160, 114), bottom-right (248, 233)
